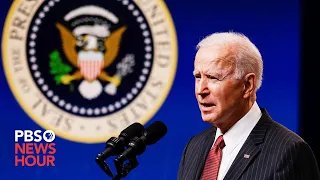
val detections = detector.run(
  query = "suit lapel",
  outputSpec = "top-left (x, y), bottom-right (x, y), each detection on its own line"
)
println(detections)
top-left (194, 127), bottom-right (217, 180)
top-left (223, 137), bottom-right (261, 180)
top-left (223, 109), bottom-right (272, 180)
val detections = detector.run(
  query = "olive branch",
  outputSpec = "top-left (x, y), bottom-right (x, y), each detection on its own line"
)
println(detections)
top-left (49, 50), bottom-right (72, 85)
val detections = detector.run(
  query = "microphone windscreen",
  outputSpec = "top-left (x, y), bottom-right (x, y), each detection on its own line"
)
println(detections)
top-left (120, 122), bottom-right (144, 139)
top-left (144, 121), bottom-right (167, 145)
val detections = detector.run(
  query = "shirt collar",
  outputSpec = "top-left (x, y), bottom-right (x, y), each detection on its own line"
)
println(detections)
top-left (214, 101), bottom-right (262, 154)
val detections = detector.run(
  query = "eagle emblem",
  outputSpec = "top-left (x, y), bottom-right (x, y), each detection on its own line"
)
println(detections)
top-left (50, 23), bottom-right (135, 100)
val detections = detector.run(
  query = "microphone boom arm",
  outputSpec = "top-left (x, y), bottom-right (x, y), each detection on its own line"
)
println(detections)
top-left (113, 156), bottom-right (139, 180)
top-left (95, 155), bottom-right (114, 177)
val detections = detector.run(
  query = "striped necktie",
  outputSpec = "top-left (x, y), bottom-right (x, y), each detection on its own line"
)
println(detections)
top-left (201, 135), bottom-right (225, 180)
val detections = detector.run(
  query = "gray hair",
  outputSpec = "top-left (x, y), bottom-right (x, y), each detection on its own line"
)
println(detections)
top-left (196, 31), bottom-right (263, 91)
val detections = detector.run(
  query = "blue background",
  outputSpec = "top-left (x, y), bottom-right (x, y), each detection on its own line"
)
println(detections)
top-left (0, 0), bottom-right (299, 179)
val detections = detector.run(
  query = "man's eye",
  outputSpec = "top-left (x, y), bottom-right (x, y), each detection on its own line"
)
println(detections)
top-left (208, 75), bottom-right (217, 80)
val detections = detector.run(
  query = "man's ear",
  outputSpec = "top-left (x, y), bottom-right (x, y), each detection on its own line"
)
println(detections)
top-left (243, 73), bottom-right (256, 98)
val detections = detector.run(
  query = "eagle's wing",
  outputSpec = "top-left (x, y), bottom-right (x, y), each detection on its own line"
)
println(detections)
top-left (104, 26), bottom-right (127, 68)
top-left (56, 23), bottom-right (78, 67)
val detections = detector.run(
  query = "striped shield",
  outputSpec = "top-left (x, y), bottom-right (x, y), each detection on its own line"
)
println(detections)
top-left (78, 51), bottom-right (104, 81)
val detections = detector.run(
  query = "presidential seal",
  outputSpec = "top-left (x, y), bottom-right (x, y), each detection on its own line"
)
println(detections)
top-left (2, 0), bottom-right (177, 143)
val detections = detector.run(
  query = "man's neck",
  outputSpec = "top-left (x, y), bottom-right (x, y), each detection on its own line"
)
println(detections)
top-left (217, 99), bottom-right (255, 133)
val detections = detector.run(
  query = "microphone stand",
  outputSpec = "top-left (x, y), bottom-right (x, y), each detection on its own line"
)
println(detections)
top-left (95, 155), bottom-right (114, 178)
top-left (112, 156), bottom-right (139, 179)
top-left (95, 154), bottom-right (139, 180)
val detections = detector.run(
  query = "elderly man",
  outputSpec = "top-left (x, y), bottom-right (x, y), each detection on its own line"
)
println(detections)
top-left (177, 32), bottom-right (320, 180)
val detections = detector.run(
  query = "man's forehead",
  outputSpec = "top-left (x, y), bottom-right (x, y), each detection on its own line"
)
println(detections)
top-left (195, 46), bottom-right (235, 67)
top-left (194, 56), bottom-right (233, 69)
top-left (194, 55), bottom-right (235, 77)
top-left (194, 59), bottom-right (219, 72)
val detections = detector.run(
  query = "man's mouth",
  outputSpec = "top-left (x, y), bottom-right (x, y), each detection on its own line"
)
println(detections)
top-left (200, 103), bottom-right (215, 107)
top-left (199, 103), bottom-right (216, 111)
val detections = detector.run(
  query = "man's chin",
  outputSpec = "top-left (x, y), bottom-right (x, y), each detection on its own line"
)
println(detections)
top-left (201, 113), bottom-right (215, 123)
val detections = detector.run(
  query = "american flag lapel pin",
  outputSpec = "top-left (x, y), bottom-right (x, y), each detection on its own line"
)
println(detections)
top-left (244, 154), bottom-right (250, 159)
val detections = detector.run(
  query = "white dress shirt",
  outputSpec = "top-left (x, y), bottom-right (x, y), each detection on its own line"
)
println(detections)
top-left (214, 102), bottom-right (262, 180)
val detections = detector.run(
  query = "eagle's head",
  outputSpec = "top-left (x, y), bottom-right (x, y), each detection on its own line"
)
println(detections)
top-left (76, 34), bottom-right (106, 52)
top-left (74, 24), bottom-right (110, 52)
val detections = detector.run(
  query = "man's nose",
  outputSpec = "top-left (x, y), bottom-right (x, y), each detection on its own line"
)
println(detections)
top-left (196, 79), bottom-right (209, 96)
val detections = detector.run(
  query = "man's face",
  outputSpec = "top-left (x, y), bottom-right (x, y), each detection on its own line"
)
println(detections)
top-left (193, 45), bottom-right (245, 126)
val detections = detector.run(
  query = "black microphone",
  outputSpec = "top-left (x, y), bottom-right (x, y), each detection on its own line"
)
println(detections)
top-left (95, 122), bottom-right (144, 177)
top-left (96, 122), bottom-right (145, 160)
top-left (114, 121), bottom-right (167, 163)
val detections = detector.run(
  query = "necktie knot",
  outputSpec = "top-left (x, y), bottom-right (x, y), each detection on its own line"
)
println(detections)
top-left (215, 135), bottom-right (225, 149)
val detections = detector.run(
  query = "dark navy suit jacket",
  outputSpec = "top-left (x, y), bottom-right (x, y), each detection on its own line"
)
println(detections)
top-left (178, 109), bottom-right (320, 180)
